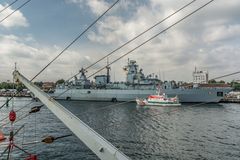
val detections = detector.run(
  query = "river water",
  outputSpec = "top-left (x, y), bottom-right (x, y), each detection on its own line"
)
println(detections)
top-left (0, 97), bottom-right (240, 160)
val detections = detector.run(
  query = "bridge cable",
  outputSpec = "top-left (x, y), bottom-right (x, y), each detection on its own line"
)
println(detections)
top-left (211, 71), bottom-right (240, 80)
top-left (55, 0), bottom-right (215, 98)
top-left (30, 0), bottom-right (120, 81)
top-left (76, 67), bottom-right (240, 120)
top-left (0, 0), bottom-right (19, 14)
top-left (0, 0), bottom-right (119, 110)
top-left (65, 0), bottom-right (197, 82)
top-left (182, 70), bottom-right (240, 88)
top-left (0, 0), bottom-right (31, 24)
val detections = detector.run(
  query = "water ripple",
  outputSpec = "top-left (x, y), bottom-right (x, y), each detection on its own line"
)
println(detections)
top-left (1, 98), bottom-right (240, 159)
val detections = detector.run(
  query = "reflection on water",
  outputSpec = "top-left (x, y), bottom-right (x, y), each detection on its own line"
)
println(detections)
top-left (0, 97), bottom-right (240, 160)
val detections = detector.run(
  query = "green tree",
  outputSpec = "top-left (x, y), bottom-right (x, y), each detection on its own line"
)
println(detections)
top-left (231, 82), bottom-right (240, 91)
top-left (0, 82), bottom-right (14, 89)
top-left (208, 79), bottom-right (216, 84)
top-left (16, 82), bottom-right (26, 92)
top-left (56, 79), bottom-right (65, 84)
top-left (34, 81), bottom-right (43, 88)
top-left (219, 80), bottom-right (225, 84)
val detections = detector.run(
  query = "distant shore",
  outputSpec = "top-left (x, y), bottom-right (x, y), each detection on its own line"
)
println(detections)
top-left (0, 89), bottom-right (31, 97)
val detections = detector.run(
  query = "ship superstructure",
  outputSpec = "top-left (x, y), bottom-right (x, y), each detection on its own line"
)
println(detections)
top-left (51, 60), bottom-right (232, 103)
top-left (105, 60), bottom-right (160, 90)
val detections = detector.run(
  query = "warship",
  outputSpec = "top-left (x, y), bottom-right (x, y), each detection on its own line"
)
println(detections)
top-left (51, 60), bottom-right (232, 103)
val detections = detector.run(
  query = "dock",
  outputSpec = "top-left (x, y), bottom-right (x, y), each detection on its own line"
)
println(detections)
top-left (220, 98), bottom-right (240, 103)
top-left (221, 92), bottom-right (240, 103)
top-left (0, 90), bottom-right (31, 97)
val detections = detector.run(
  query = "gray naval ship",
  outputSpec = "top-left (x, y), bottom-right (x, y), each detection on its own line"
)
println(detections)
top-left (52, 60), bottom-right (232, 103)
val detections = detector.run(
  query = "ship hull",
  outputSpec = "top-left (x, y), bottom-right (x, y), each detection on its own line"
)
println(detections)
top-left (136, 98), bottom-right (181, 106)
top-left (51, 87), bottom-right (232, 103)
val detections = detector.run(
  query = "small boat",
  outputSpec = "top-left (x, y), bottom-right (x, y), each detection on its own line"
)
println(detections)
top-left (136, 91), bottom-right (181, 106)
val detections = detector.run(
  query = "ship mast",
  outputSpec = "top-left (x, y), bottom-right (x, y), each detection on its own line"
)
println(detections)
top-left (13, 70), bottom-right (130, 160)
top-left (106, 57), bottom-right (110, 83)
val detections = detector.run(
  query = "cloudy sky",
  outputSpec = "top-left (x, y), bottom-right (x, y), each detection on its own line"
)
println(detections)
top-left (0, 0), bottom-right (239, 82)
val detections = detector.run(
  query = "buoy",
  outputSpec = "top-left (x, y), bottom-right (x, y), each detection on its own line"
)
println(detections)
top-left (0, 130), bottom-right (5, 141)
top-left (9, 110), bottom-right (16, 122)
top-left (42, 136), bottom-right (54, 144)
top-left (29, 105), bottom-right (43, 114)
top-left (25, 155), bottom-right (37, 160)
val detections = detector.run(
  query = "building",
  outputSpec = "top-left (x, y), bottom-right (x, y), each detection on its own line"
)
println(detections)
top-left (42, 82), bottom-right (55, 92)
top-left (193, 67), bottom-right (208, 84)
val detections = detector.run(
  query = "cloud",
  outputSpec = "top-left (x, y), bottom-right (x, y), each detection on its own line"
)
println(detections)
top-left (86, 0), bottom-right (109, 16)
top-left (66, 0), bottom-right (110, 16)
top-left (87, 16), bottom-right (127, 44)
top-left (203, 24), bottom-right (240, 43)
top-left (1, 0), bottom-right (240, 83)
top-left (0, 4), bottom-right (28, 28)
top-left (82, 0), bottom-right (240, 81)
top-left (0, 34), bottom-right (105, 82)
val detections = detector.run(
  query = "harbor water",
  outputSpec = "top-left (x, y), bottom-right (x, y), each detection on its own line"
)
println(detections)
top-left (0, 97), bottom-right (240, 160)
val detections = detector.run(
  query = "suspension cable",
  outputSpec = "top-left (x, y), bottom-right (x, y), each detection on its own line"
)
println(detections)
top-left (0, 100), bottom-right (34, 120)
top-left (30, 0), bottom-right (120, 81)
top-left (0, 0), bottom-right (19, 14)
top-left (65, 0), bottom-right (197, 82)
top-left (88, 0), bottom-right (215, 79)
top-left (0, 97), bottom-right (13, 110)
top-left (211, 71), bottom-right (240, 81)
top-left (0, 104), bottom-right (42, 128)
top-left (0, 0), bottom-right (119, 110)
top-left (0, 0), bottom-right (31, 24)
top-left (181, 70), bottom-right (240, 88)
top-left (55, 0), bottom-right (215, 98)
top-left (0, 0), bottom-right (32, 109)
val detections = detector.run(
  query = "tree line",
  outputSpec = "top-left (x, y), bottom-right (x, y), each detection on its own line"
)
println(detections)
top-left (1, 79), bottom-right (240, 90)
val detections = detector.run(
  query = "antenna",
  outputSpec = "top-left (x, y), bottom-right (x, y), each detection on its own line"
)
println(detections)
top-left (163, 71), bottom-right (165, 82)
top-left (14, 62), bottom-right (17, 71)
top-left (158, 69), bottom-right (161, 80)
top-left (106, 57), bottom-right (110, 83)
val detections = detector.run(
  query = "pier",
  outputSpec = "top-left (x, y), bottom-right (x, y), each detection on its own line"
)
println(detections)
top-left (221, 92), bottom-right (240, 103)
top-left (0, 90), bottom-right (30, 97)
top-left (221, 97), bottom-right (240, 103)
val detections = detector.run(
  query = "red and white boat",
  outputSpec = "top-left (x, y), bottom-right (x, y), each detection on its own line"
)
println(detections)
top-left (136, 92), bottom-right (181, 106)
